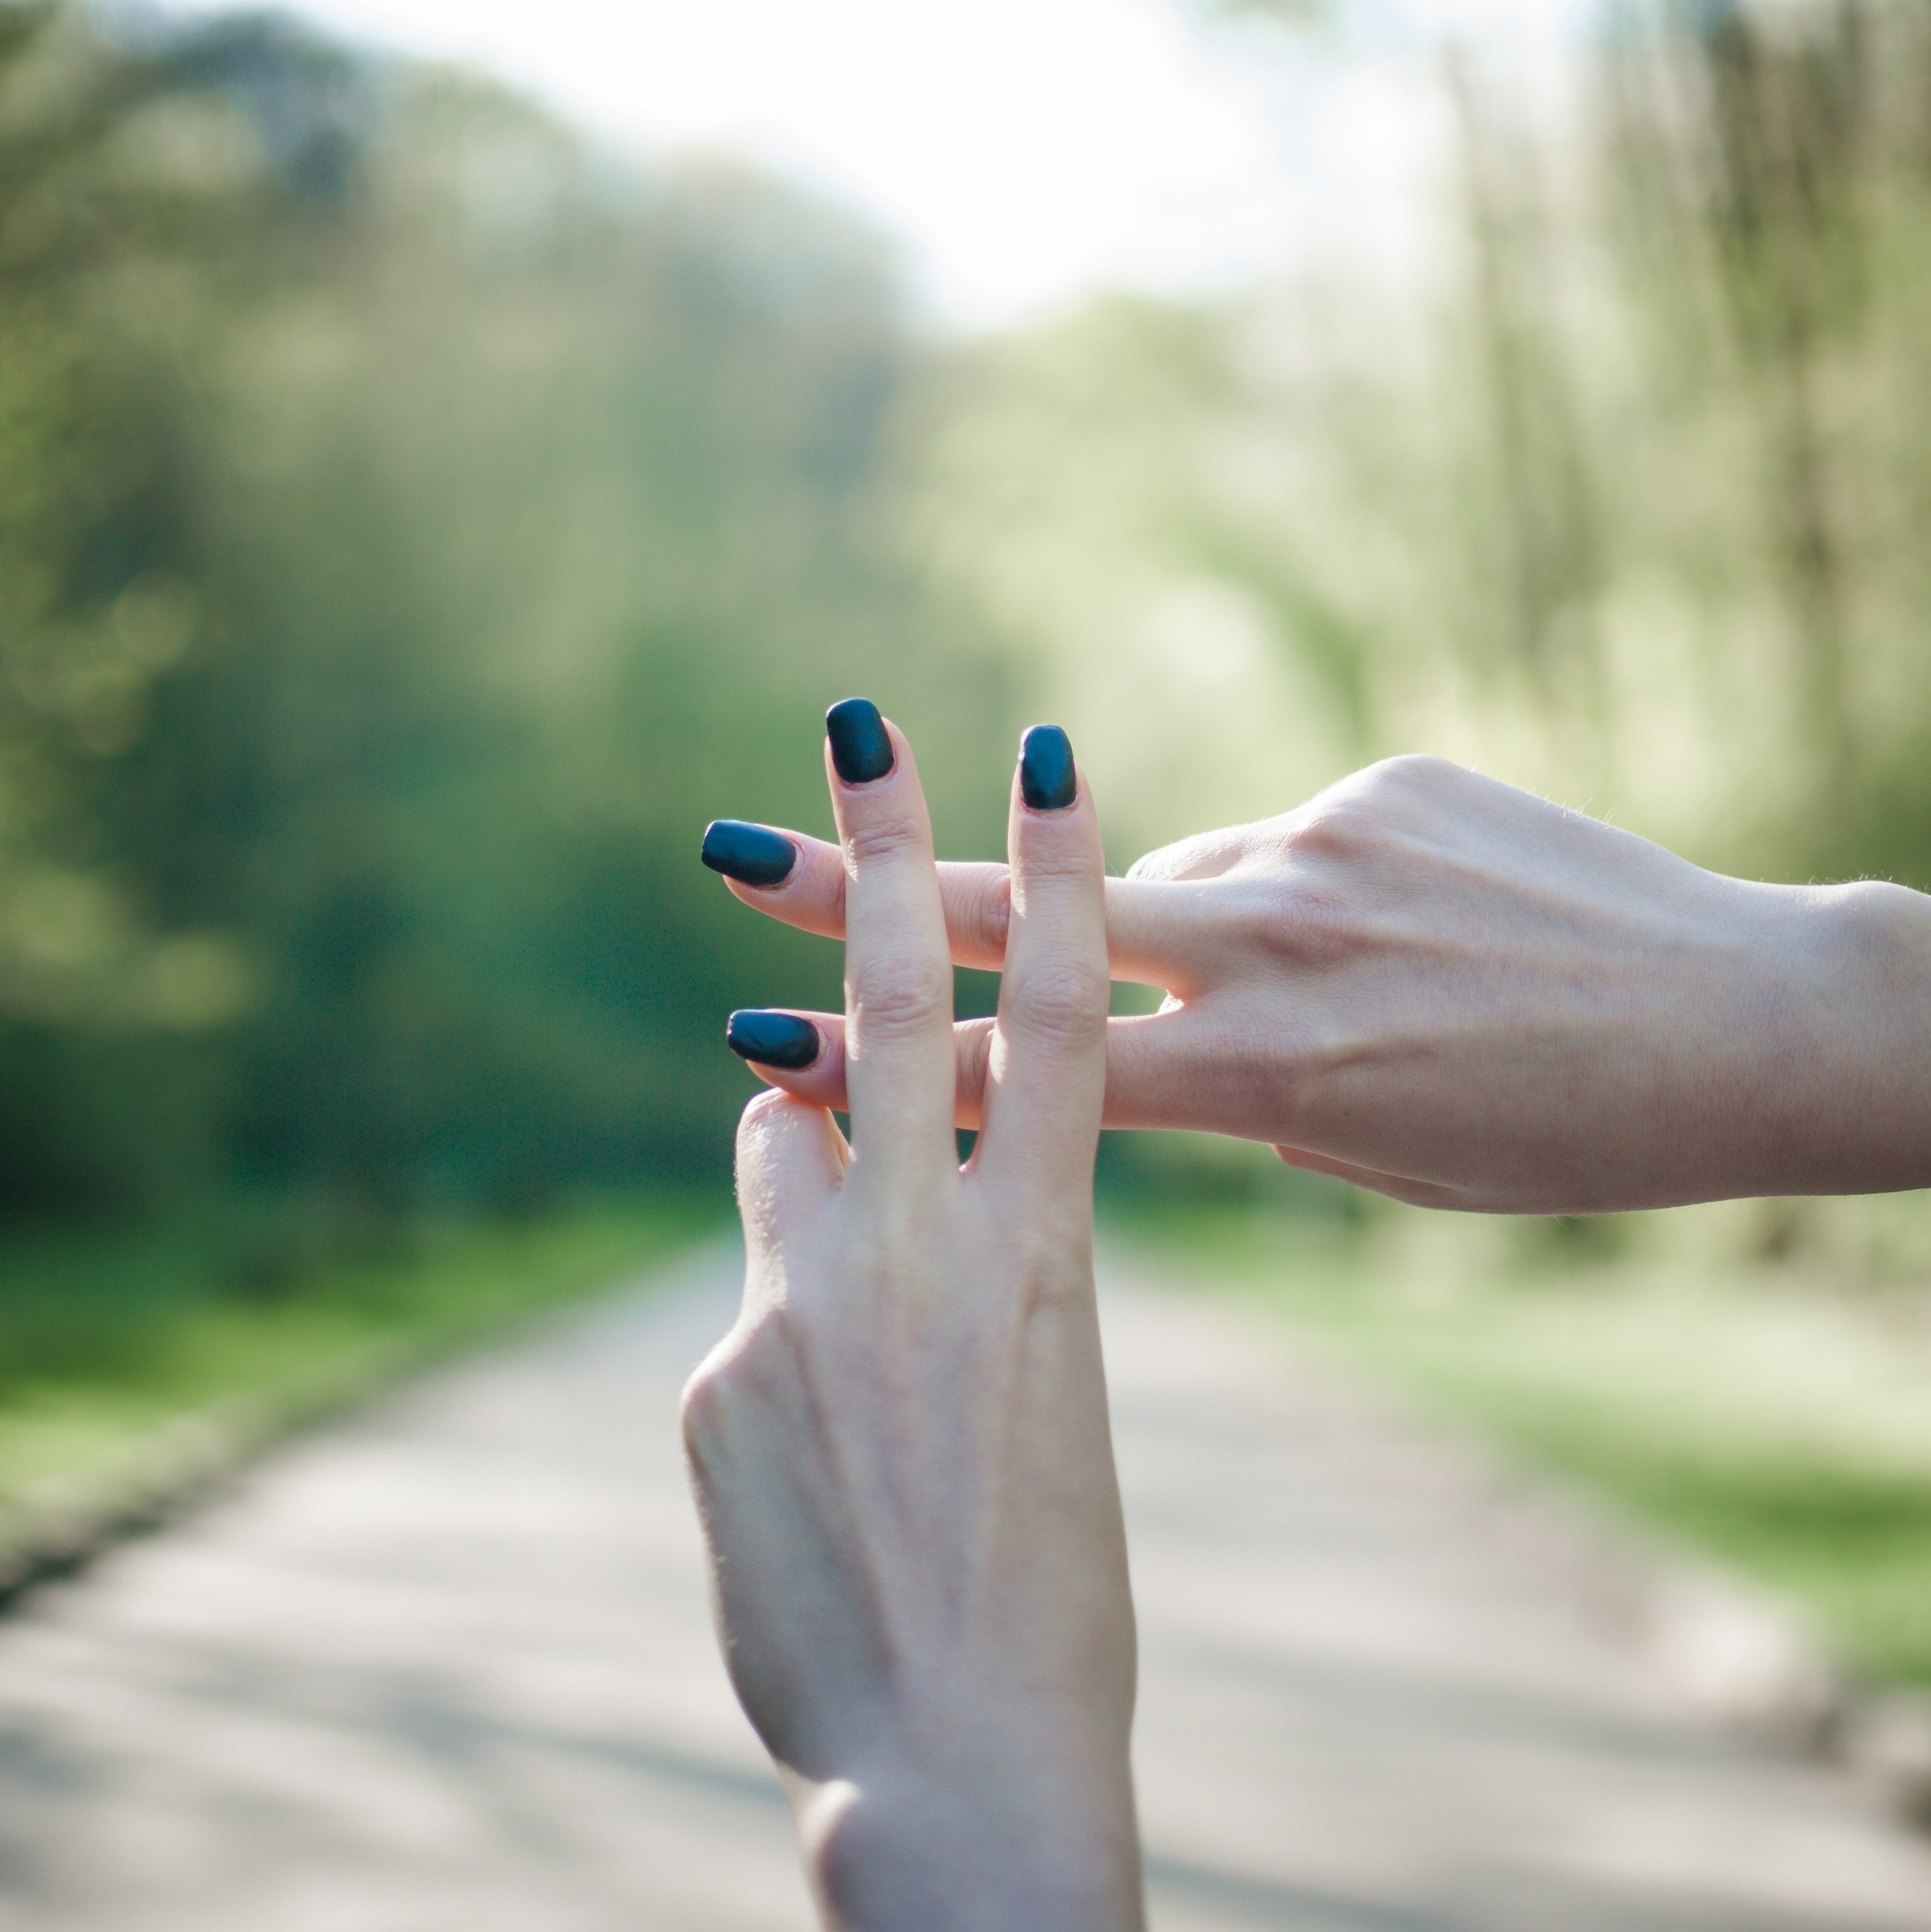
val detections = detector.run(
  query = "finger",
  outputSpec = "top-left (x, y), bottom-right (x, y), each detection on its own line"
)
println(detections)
top-left (733, 1008), bottom-right (995, 1130)
top-left (824, 698), bottom-right (957, 1186)
top-left (734, 1089), bottom-right (846, 1267)
top-left (974, 725), bottom-right (1109, 1199)
top-left (708, 821), bottom-right (1013, 972)
top-left (1100, 877), bottom-right (1229, 994)
top-left (734, 1003), bottom-right (1233, 1135)
top-left (709, 823), bottom-right (1224, 995)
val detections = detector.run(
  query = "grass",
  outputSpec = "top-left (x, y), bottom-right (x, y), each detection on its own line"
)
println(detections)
top-left (12, 1181), bottom-right (1927, 1699)
top-left (1112, 1201), bottom-right (1931, 1694)
top-left (0, 1196), bottom-right (720, 1532)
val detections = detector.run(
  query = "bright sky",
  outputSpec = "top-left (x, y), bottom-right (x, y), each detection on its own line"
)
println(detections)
top-left (159, 0), bottom-right (1569, 329)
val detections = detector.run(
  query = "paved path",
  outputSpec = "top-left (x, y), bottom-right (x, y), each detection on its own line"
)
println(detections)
top-left (0, 1243), bottom-right (1927, 1931)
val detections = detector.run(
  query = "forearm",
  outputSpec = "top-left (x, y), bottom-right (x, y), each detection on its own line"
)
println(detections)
top-left (1527, 874), bottom-right (1931, 1211)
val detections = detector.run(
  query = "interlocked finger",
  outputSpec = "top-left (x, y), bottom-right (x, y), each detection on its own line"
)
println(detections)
top-left (974, 727), bottom-right (1110, 1199)
top-left (706, 821), bottom-right (1227, 997)
top-left (822, 699), bottom-right (959, 1190)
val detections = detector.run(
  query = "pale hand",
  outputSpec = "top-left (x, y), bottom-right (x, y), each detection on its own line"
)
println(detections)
top-left (684, 714), bottom-right (1142, 1929)
top-left (715, 755), bottom-right (1931, 1213)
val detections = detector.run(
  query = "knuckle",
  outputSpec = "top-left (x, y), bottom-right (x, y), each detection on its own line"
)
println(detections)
top-left (1007, 960), bottom-right (1109, 1047)
top-left (680, 1302), bottom-right (807, 1461)
top-left (1272, 763), bottom-right (1452, 924)
top-left (1285, 755), bottom-right (1453, 863)
top-left (678, 1351), bottom-right (732, 1460)
top-left (1329, 754), bottom-right (1458, 824)
top-left (1014, 821), bottom-right (1101, 886)
top-left (1372, 751), bottom-right (1462, 793)
top-left (1128, 818), bottom-right (1282, 883)
top-left (738, 1301), bottom-right (808, 1382)
top-left (845, 810), bottom-right (927, 869)
top-left (851, 950), bottom-right (952, 1037)
top-left (1129, 834), bottom-right (1198, 885)
top-left (1285, 798), bottom-right (1377, 862)
top-left (1238, 878), bottom-right (1355, 966)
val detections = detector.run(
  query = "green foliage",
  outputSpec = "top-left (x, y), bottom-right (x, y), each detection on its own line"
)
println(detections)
top-left (0, 4), bottom-right (1015, 1224)
top-left (915, 297), bottom-right (1381, 862)
top-left (925, 0), bottom-right (1931, 894)
top-left (1, 0), bottom-right (1927, 1667)
top-left (7, 0), bottom-right (1931, 1335)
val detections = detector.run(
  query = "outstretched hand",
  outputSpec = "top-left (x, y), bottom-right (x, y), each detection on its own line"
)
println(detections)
top-left (709, 754), bottom-right (1931, 1213)
top-left (684, 707), bottom-right (1142, 1931)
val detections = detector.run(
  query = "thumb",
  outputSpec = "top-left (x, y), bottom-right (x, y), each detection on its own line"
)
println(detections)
top-left (734, 1088), bottom-right (845, 1262)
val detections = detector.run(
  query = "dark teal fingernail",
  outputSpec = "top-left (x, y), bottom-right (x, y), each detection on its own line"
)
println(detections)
top-left (827, 698), bottom-right (893, 784)
top-left (1019, 724), bottom-right (1076, 812)
top-left (726, 1010), bottom-right (820, 1070)
top-left (702, 820), bottom-right (797, 888)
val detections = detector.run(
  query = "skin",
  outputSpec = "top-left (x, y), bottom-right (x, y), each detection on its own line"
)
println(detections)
top-left (715, 754), bottom-right (1931, 1214)
top-left (683, 719), bottom-right (1143, 1931)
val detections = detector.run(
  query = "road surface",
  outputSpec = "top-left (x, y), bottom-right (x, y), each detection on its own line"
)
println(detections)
top-left (0, 1241), bottom-right (1925, 1930)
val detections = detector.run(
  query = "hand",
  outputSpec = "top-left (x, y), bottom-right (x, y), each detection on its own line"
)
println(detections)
top-left (705, 754), bottom-right (1931, 1214)
top-left (684, 706), bottom-right (1142, 1931)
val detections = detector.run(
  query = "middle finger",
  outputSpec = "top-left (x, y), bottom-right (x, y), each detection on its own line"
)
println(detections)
top-left (823, 698), bottom-right (959, 1190)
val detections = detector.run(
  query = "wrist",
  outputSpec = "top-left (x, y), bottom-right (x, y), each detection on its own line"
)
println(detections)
top-left (797, 1745), bottom-right (1142, 1932)
top-left (1780, 880), bottom-right (1931, 1195)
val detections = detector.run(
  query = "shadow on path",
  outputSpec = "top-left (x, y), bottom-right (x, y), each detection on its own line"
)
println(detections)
top-left (0, 1245), bottom-right (1923, 1931)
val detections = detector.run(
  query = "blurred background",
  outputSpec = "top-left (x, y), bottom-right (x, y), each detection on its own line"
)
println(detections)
top-left (3, 0), bottom-right (1931, 1737)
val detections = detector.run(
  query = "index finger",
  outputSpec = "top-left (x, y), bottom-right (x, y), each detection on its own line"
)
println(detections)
top-left (823, 698), bottom-right (959, 1191)
top-left (973, 725), bottom-right (1109, 1203)
top-left (706, 825), bottom-right (1012, 971)
top-left (708, 827), bottom-right (1223, 994)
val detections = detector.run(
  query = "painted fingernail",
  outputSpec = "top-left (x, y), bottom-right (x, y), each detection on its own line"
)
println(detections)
top-left (1019, 724), bottom-right (1077, 811)
top-left (726, 1010), bottom-right (821, 1070)
top-left (826, 697), bottom-right (894, 785)
top-left (702, 820), bottom-right (797, 888)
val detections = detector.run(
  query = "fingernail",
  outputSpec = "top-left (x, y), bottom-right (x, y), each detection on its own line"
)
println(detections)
top-left (1019, 724), bottom-right (1077, 811)
top-left (702, 820), bottom-right (797, 888)
top-left (726, 1010), bottom-right (821, 1070)
top-left (826, 698), bottom-right (894, 785)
